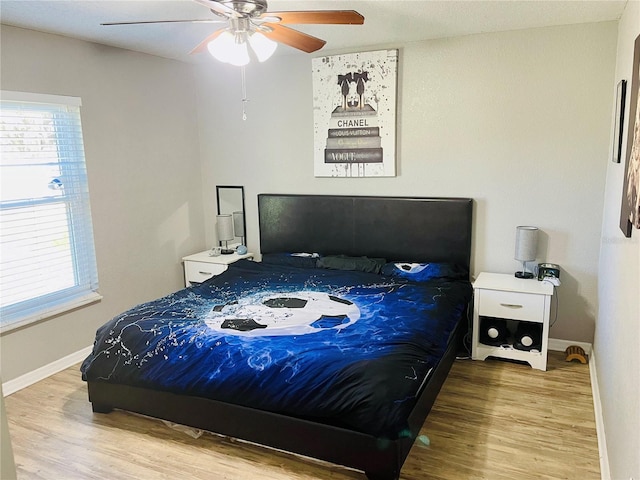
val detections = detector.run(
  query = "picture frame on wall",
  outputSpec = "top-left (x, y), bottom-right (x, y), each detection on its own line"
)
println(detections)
top-left (312, 49), bottom-right (398, 178)
top-left (612, 79), bottom-right (627, 163)
top-left (619, 34), bottom-right (640, 237)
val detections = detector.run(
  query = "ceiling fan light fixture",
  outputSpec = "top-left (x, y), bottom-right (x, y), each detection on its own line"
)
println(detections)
top-left (207, 30), bottom-right (234, 62)
top-left (207, 29), bottom-right (250, 66)
top-left (248, 31), bottom-right (277, 62)
top-left (227, 38), bottom-right (250, 66)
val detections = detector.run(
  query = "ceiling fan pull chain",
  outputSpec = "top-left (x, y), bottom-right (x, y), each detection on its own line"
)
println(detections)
top-left (241, 65), bottom-right (248, 121)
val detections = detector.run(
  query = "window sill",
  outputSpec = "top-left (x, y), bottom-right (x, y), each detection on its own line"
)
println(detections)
top-left (0, 292), bottom-right (103, 335)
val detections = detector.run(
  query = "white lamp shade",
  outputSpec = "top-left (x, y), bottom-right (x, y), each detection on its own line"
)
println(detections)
top-left (207, 31), bottom-right (234, 63)
top-left (248, 32), bottom-right (277, 62)
top-left (514, 226), bottom-right (538, 262)
top-left (232, 211), bottom-right (245, 237)
top-left (207, 31), bottom-right (250, 66)
top-left (216, 214), bottom-right (235, 242)
top-left (227, 40), bottom-right (250, 67)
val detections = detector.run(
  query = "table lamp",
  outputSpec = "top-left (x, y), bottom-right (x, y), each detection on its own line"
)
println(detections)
top-left (514, 226), bottom-right (538, 279)
top-left (216, 214), bottom-right (235, 254)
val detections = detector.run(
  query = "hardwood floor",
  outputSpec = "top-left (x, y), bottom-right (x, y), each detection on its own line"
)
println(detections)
top-left (4, 351), bottom-right (600, 479)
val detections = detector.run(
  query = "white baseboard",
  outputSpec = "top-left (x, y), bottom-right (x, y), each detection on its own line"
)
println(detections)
top-left (2, 345), bottom-right (92, 397)
top-left (548, 337), bottom-right (592, 355)
top-left (588, 349), bottom-right (610, 480)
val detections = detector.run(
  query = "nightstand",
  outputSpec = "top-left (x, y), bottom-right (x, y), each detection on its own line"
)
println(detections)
top-left (182, 250), bottom-right (253, 287)
top-left (472, 272), bottom-right (554, 371)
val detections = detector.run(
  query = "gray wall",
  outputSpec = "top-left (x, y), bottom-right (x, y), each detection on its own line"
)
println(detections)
top-left (194, 21), bottom-right (617, 344)
top-left (596, 1), bottom-right (640, 478)
top-left (2, 13), bottom-right (637, 480)
top-left (0, 26), bottom-right (205, 381)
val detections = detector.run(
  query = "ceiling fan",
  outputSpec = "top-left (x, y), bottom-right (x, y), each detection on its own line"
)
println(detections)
top-left (103, 0), bottom-right (364, 65)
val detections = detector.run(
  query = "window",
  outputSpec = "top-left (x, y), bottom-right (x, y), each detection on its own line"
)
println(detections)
top-left (0, 91), bottom-right (100, 331)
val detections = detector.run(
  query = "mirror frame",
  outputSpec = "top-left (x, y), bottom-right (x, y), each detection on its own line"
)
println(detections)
top-left (216, 185), bottom-right (246, 246)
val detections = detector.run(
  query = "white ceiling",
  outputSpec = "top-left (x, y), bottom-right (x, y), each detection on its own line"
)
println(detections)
top-left (0, 0), bottom-right (628, 64)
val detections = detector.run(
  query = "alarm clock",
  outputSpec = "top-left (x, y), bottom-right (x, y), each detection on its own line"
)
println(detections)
top-left (538, 263), bottom-right (560, 281)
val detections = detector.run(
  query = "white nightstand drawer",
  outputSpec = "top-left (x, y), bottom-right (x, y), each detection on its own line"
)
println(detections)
top-left (182, 250), bottom-right (254, 287)
top-left (185, 261), bottom-right (227, 284)
top-left (479, 289), bottom-right (545, 322)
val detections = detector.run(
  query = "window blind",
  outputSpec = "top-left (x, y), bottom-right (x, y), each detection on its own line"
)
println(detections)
top-left (0, 91), bottom-right (100, 330)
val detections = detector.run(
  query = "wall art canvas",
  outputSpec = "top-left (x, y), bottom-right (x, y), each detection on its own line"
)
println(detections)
top-left (620, 34), bottom-right (640, 237)
top-left (312, 49), bottom-right (398, 177)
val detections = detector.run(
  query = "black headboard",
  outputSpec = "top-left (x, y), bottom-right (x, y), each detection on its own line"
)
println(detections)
top-left (258, 195), bottom-right (473, 269)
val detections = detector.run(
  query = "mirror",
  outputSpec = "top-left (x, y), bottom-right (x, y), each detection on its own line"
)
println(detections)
top-left (216, 185), bottom-right (246, 246)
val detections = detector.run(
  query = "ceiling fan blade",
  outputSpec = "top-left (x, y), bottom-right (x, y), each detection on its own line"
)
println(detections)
top-left (262, 24), bottom-right (326, 53)
top-left (193, 0), bottom-right (242, 18)
top-left (189, 29), bottom-right (225, 55)
top-left (101, 19), bottom-right (225, 26)
top-left (261, 10), bottom-right (364, 25)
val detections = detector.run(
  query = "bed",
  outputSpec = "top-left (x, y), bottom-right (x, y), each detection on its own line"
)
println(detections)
top-left (81, 194), bottom-right (473, 480)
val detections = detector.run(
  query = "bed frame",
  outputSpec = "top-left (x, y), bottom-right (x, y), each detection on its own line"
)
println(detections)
top-left (86, 195), bottom-right (473, 480)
